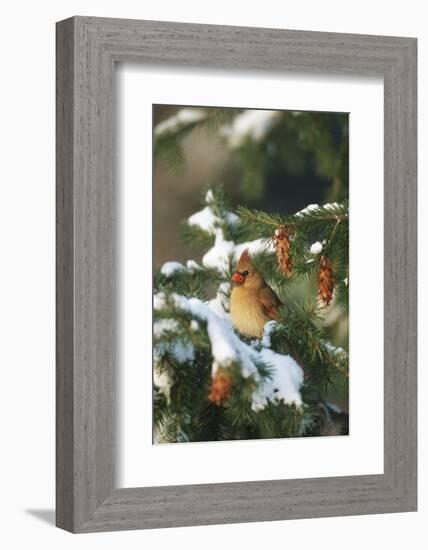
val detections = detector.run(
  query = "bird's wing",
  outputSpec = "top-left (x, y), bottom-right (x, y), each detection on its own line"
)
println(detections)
top-left (259, 286), bottom-right (282, 321)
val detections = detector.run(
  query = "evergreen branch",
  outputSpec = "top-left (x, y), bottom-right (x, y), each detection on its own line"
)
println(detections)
top-left (237, 202), bottom-right (348, 232)
top-left (154, 266), bottom-right (223, 299)
top-left (153, 187), bottom-right (348, 442)
top-left (270, 300), bottom-right (349, 389)
top-left (180, 223), bottom-right (215, 251)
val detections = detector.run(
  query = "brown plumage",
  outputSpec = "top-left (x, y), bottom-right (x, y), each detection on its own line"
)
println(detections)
top-left (230, 249), bottom-right (282, 339)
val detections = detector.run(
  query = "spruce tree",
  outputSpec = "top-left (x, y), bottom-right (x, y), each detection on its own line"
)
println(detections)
top-left (153, 106), bottom-right (349, 443)
top-left (154, 187), bottom-right (349, 442)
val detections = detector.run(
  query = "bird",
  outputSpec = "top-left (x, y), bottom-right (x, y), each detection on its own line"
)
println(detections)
top-left (229, 249), bottom-right (282, 339)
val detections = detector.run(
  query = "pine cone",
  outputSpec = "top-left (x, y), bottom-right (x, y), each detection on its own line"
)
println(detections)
top-left (208, 368), bottom-right (233, 406)
top-left (318, 255), bottom-right (335, 306)
top-left (273, 225), bottom-right (292, 277)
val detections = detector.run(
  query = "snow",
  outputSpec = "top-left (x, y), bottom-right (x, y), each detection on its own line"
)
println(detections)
top-left (226, 211), bottom-right (239, 225)
top-left (160, 261), bottom-right (185, 276)
top-left (190, 320), bottom-right (200, 331)
top-left (153, 293), bottom-right (167, 310)
top-left (188, 208), bottom-right (237, 238)
top-left (208, 293), bottom-right (229, 318)
top-left (295, 201), bottom-right (344, 218)
top-left (260, 320), bottom-right (278, 348)
top-left (164, 292), bottom-right (259, 378)
top-left (186, 259), bottom-right (201, 270)
top-left (188, 190), bottom-right (274, 276)
top-left (326, 401), bottom-right (342, 414)
top-left (202, 229), bottom-right (235, 275)
top-left (221, 109), bottom-right (282, 148)
top-left (187, 186), bottom-right (269, 276)
top-left (187, 193), bottom-right (238, 236)
top-left (153, 317), bottom-right (195, 400)
top-left (153, 368), bottom-right (171, 399)
top-left (324, 342), bottom-right (346, 357)
top-left (209, 317), bottom-right (255, 376)
top-left (188, 206), bottom-right (220, 234)
top-left (208, 282), bottom-right (231, 320)
top-left (153, 338), bottom-right (195, 401)
top-left (219, 281), bottom-right (231, 295)
top-left (296, 203), bottom-right (319, 216)
top-left (310, 241), bottom-right (323, 255)
top-left (154, 291), bottom-right (304, 410)
top-left (323, 202), bottom-right (340, 211)
top-left (154, 318), bottom-right (195, 365)
top-left (201, 230), bottom-right (274, 276)
top-left (297, 202), bottom-right (341, 216)
top-left (172, 342), bottom-right (195, 363)
top-left (153, 318), bottom-right (180, 337)
top-left (154, 108), bottom-right (206, 137)
top-left (251, 350), bottom-right (304, 411)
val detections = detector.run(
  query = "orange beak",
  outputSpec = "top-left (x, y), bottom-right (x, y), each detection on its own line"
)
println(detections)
top-left (231, 272), bottom-right (244, 283)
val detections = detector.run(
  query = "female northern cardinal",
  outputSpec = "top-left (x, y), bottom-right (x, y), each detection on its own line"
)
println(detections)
top-left (230, 249), bottom-right (282, 338)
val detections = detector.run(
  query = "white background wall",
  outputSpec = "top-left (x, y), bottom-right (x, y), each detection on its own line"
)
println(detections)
top-left (0, 1), bottom-right (425, 548)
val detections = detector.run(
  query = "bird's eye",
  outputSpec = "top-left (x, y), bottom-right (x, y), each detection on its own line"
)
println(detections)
top-left (242, 270), bottom-right (249, 276)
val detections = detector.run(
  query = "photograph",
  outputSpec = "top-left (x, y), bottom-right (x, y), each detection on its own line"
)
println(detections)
top-left (152, 104), bottom-right (349, 443)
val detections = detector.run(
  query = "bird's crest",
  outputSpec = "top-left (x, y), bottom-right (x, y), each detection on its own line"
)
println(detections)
top-left (236, 248), bottom-right (254, 272)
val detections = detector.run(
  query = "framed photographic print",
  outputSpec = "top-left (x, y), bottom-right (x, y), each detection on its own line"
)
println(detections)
top-left (56, 16), bottom-right (417, 532)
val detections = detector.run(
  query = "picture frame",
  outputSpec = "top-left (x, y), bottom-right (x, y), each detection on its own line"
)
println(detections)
top-left (56, 16), bottom-right (417, 533)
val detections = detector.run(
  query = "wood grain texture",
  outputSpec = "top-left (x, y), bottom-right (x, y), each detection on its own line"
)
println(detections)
top-left (56, 17), bottom-right (75, 532)
top-left (56, 16), bottom-right (417, 533)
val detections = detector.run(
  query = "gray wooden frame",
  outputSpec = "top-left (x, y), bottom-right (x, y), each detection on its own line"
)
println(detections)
top-left (56, 16), bottom-right (417, 533)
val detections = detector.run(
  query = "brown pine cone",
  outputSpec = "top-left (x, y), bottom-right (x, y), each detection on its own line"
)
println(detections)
top-left (208, 368), bottom-right (233, 406)
top-left (318, 255), bottom-right (335, 306)
top-left (273, 225), bottom-right (292, 277)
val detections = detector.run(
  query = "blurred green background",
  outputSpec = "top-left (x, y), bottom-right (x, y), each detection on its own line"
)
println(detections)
top-left (153, 105), bottom-right (348, 263)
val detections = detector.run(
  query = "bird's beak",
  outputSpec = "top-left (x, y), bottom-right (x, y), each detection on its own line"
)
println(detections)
top-left (231, 272), bottom-right (244, 283)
